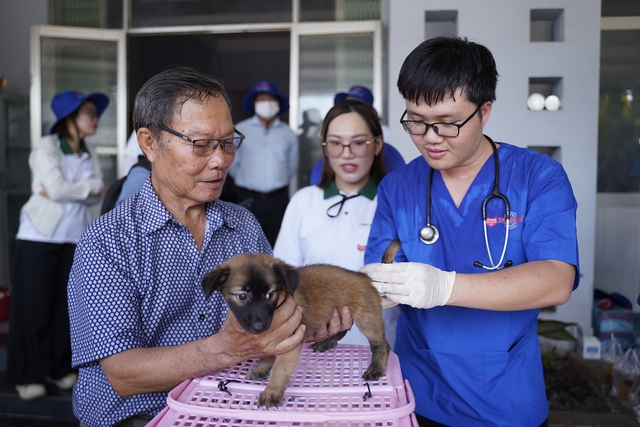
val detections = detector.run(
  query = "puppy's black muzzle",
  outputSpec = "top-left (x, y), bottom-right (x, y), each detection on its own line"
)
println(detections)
top-left (238, 303), bottom-right (274, 334)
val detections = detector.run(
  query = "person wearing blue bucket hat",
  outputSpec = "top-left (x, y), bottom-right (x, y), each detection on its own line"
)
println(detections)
top-left (6, 89), bottom-right (108, 401)
top-left (333, 85), bottom-right (375, 106)
top-left (49, 90), bottom-right (110, 135)
top-left (229, 80), bottom-right (298, 245)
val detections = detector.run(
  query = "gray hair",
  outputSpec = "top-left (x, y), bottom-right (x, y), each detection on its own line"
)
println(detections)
top-left (132, 66), bottom-right (232, 150)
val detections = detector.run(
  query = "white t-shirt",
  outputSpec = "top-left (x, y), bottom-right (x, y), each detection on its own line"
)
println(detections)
top-left (273, 181), bottom-right (398, 347)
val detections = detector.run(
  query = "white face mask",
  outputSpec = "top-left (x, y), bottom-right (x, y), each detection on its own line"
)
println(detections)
top-left (254, 100), bottom-right (280, 120)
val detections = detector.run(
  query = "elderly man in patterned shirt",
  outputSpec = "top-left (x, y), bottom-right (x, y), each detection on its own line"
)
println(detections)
top-left (67, 66), bottom-right (350, 427)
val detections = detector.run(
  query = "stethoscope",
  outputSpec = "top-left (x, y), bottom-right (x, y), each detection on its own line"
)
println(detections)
top-left (419, 135), bottom-right (513, 270)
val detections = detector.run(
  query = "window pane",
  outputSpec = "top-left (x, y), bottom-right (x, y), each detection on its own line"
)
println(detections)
top-left (130, 0), bottom-right (291, 27)
top-left (50, 0), bottom-right (123, 28)
top-left (298, 34), bottom-right (373, 187)
top-left (128, 32), bottom-right (290, 126)
top-left (602, 0), bottom-right (640, 17)
top-left (300, 0), bottom-right (380, 21)
top-left (40, 37), bottom-right (118, 150)
top-left (598, 30), bottom-right (640, 192)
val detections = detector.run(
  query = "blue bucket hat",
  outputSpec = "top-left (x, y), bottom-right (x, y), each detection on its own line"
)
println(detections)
top-left (49, 90), bottom-right (110, 134)
top-left (242, 80), bottom-right (290, 115)
top-left (334, 85), bottom-right (374, 106)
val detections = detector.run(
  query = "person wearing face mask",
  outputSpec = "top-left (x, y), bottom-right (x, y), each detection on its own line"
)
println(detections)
top-left (229, 80), bottom-right (298, 245)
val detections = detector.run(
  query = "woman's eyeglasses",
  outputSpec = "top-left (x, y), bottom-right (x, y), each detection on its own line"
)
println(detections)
top-left (159, 124), bottom-right (245, 156)
top-left (322, 139), bottom-right (375, 158)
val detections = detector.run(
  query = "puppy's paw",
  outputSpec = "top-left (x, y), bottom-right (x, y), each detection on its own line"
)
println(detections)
top-left (257, 390), bottom-right (284, 408)
top-left (246, 367), bottom-right (270, 381)
top-left (362, 364), bottom-right (385, 381)
top-left (312, 338), bottom-right (338, 353)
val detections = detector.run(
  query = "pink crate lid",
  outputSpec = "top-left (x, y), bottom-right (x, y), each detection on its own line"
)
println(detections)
top-left (147, 408), bottom-right (418, 427)
top-left (152, 344), bottom-right (415, 425)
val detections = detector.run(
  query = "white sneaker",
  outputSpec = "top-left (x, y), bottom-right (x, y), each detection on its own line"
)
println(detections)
top-left (46, 373), bottom-right (78, 390)
top-left (15, 384), bottom-right (46, 400)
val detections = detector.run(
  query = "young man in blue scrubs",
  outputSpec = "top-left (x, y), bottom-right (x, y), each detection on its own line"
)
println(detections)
top-left (360, 37), bottom-right (579, 427)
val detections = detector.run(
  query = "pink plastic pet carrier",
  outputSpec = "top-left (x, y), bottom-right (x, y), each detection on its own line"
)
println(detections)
top-left (147, 344), bottom-right (416, 426)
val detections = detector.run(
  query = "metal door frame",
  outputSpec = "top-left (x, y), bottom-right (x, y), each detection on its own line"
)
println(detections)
top-left (30, 25), bottom-right (128, 174)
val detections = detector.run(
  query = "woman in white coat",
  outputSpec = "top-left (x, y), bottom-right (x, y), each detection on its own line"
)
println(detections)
top-left (6, 90), bottom-right (108, 400)
top-left (274, 99), bottom-right (399, 348)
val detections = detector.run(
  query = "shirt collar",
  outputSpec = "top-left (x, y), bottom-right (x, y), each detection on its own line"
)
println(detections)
top-left (59, 137), bottom-right (89, 156)
top-left (250, 115), bottom-right (282, 129)
top-left (137, 178), bottom-right (240, 235)
top-left (323, 179), bottom-right (377, 201)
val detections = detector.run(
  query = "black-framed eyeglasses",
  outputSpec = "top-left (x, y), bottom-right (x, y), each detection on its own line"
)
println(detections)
top-left (159, 124), bottom-right (245, 156)
top-left (399, 104), bottom-right (482, 138)
top-left (321, 139), bottom-right (376, 158)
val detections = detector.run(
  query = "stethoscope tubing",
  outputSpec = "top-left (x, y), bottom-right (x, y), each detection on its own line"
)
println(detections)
top-left (420, 135), bottom-right (512, 269)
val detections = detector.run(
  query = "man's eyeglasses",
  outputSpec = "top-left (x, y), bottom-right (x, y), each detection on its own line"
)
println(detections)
top-left (159, 124), bottom-right (245, 156)
top-left (399, 104), bottom-right (482, 138)
top-left (322, 139), bottom-right (375, 158)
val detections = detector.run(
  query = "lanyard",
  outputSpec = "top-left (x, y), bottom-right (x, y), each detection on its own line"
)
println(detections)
top-left (326, 194), bottom-right (361, 218)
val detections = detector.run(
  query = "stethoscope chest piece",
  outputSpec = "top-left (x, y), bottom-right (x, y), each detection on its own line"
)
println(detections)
top-left (419, 224), bottom-right (439, 245)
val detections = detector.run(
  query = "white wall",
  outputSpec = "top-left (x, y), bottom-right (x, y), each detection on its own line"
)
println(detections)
top-left (0, 0), bottom-right (48, 97)
top-left (387, 0), bottom-right (601, 334)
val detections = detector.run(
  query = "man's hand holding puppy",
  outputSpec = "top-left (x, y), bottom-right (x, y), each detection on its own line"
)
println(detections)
top-left (211, 296), bottom-right (352, 362)
top-left (305, 307), bottom-right (352, 342)
top-left (359, 262), bottom-right (455, 309)
top-left (207, 294), bottom-right (306, 367)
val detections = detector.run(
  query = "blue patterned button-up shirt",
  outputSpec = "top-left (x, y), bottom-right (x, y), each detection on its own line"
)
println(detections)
top-left (67, 178), bottom-right (271, 427)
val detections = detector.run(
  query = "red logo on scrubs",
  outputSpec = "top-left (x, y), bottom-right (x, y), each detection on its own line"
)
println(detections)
top-left (357, 244), bottom-right (366, 252)
top-left (486, 217), bottom-right (499, 227)
top-left (486, 212), bottom-right (523, 229)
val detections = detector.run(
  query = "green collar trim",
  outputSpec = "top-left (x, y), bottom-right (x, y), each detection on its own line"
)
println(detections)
top-left (59, 137), bottom-right (89, 156)
top-left (323, 179), bottom-right (377, 201)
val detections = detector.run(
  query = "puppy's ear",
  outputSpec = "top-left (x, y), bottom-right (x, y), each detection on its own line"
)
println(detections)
top-left (273, 261), bottom-right (299, 296)
top-left (201, 265), bottom-right (230, 299)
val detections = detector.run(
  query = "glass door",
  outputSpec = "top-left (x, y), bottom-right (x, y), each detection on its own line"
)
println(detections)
top-left (30, 25), bottom-right (127, 183)
top-left (0, 93), bottom-right (30, 289)
top-left (292, 21), bottom-right (382, 187)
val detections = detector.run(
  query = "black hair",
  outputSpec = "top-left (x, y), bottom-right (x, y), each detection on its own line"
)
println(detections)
top-left (132, 66), bottom-right (232, 149)
top-left (318, 99), bottom-right (386, 189)
top-left (397, 37), bottom-right (499, 107)
top-left (55, 109), bottom-right (81, 141)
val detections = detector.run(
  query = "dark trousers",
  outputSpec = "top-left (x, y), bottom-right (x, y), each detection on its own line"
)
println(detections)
top-left (235, 185), bottom-right (289, 247)
top-left (415, 413), bottom-right (549, 427)
top-left (6, 240), bottom-right (76, 385)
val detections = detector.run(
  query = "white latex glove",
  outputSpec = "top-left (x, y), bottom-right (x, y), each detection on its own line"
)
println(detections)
top-left (359, 262), bottom-right (456, 309)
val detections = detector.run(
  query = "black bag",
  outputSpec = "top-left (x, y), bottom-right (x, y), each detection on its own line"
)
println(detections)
top-left (100, 155), bottom-right (151, 215)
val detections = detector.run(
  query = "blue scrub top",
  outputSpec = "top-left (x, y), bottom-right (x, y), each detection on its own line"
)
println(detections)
top-left (365, 142), bottom-right (579, 427)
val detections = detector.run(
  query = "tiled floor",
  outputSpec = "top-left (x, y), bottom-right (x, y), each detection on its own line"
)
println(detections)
top-left (0, 320), bottom-right (77, 425)
top-left (0, 414), bottom-right (78, 427)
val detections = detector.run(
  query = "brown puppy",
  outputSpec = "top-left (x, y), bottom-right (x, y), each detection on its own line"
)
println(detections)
top-left (201, 240), bottom-right (400, 408)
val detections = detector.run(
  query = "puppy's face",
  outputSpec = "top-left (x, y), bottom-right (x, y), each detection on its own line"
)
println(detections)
top-left (202, 253), bottom-right (299, 334)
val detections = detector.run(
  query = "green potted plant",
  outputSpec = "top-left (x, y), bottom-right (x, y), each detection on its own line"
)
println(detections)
top-left (538, 319), bottom-right (578, 357)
